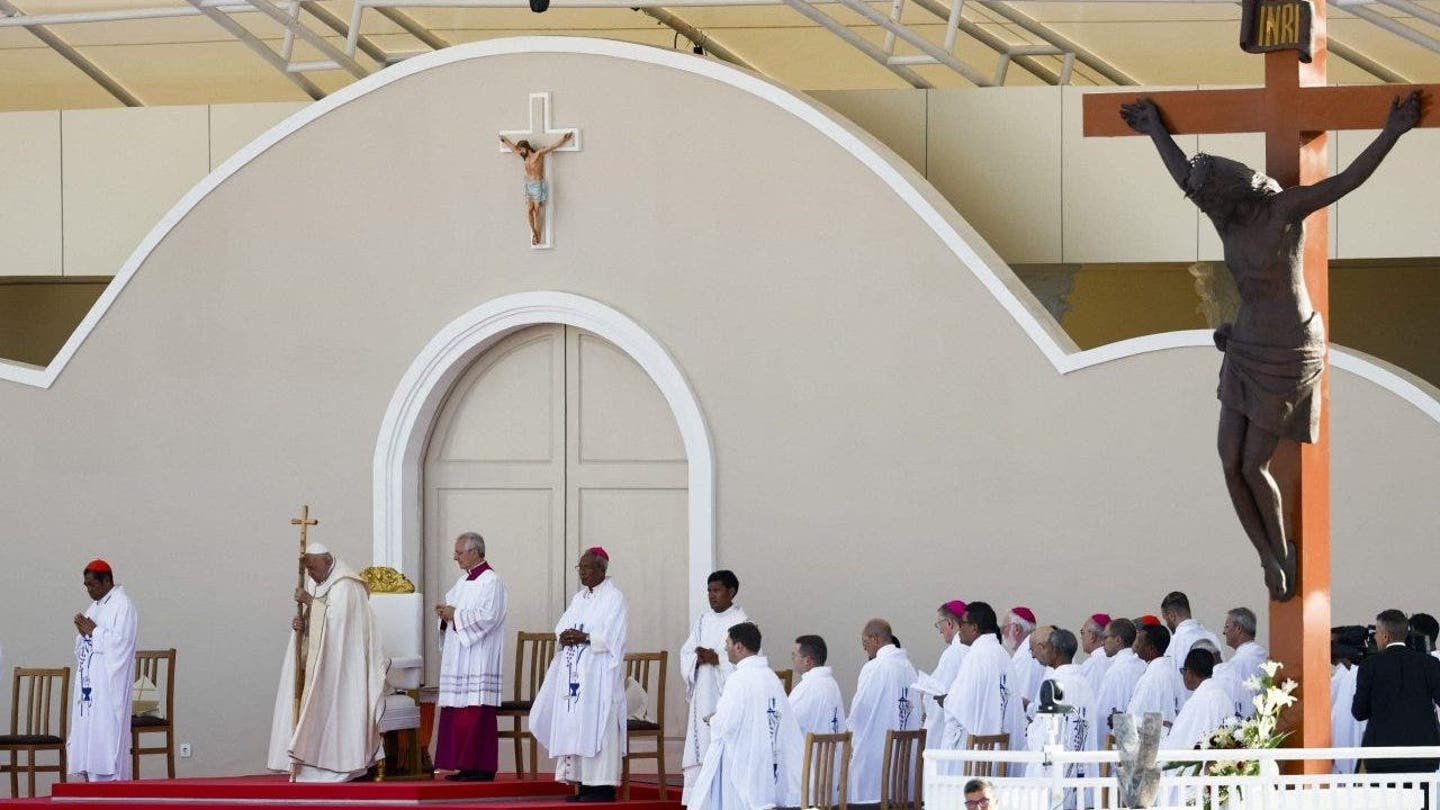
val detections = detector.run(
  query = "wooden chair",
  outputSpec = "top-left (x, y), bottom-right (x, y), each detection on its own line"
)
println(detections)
top-left (497, 631), bottom-right (556, 778)
top-left (963, 732), bottom-right (1009, 777)
top-left (131, 649), bottom-right (177, 779)
top-left (801, 731), bottom-right (851, 810)
top-left (880, 728), bottom-right (925, 810)
top-left (620, 651), bottom-right (667, 800)
top-left (1098, 732), bottom-right (1116, 778)
top-left (0, 667), bottom-right (70, 798)
top-left (774, 668), bottom-right (794, 694)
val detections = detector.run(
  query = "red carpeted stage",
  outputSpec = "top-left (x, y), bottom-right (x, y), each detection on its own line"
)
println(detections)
top-left (1, 775), bottom-right (679, 810)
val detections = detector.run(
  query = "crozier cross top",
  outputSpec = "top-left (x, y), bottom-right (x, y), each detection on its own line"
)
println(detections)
top-left (1082, 0), bottom-right (1440, 764)
top-left (499, 92), bottom-right (582, 250)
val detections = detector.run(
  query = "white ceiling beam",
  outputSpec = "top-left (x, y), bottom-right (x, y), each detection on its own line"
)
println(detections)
top-left (0, 0), bottom-right (143, 105)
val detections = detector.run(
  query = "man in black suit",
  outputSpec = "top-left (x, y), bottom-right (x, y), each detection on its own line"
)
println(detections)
top-left (1352, 609), bottom-right (1440, 783)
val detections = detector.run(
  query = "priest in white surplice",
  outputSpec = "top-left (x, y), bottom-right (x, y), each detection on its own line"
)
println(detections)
top-left (847, 619), bottom-right (921, 804)
top-left (918, 600), bottom-right (969, 752)
top-left (1076, 613), bottom-right (1113, 696)
top-left (1003, 606), bottom-right (1045, 750)
top-left (68, 559), bottom-right (139, 782)
top-left (530, 547), bottom-right (629, 803)
top-left (268, 544), bottom-right (387, 782)
top-left (1165, 649), bottom-right (1238, 750)
top-left (943, 602), bottom-right (1011, 751)
top-left (1095, 619), bottom-right (1146, 737)
top-left (1214, 607), bottom-right (1267, 718)
top-left (1023, 627), bottom-right (1097, 779)
top-left (1330, 643), bottom-right (1366, 774)
top-left (789, 634), bottom-right (846, 737)
top-left (1126, 623), bottom-right (1186, 726)
top-left (690, 622), bottom-right (803, 810)
top-left (1161, 591), bottom-right (1220, 675)
top-left (680, 569), bottom-right (748, 805)
top-left (435, 532), bottom-right (508, 781)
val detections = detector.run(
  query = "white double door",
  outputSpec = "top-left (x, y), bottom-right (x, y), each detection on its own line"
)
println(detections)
top-left (422, 323), bottom-right (689, 753)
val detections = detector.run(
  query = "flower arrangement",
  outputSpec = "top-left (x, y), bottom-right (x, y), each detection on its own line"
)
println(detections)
top-left (1200, 660), bottom-right (1299, 772)
top-left (1173, 660), bottom-right (1298, 808)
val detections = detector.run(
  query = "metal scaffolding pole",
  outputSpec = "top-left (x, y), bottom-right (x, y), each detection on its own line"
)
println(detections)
top-left (0, 0), bottom-right (143, 105)
top-left (778, 0), bottom-right (933, 88)
top-left (979, 1), bottom-right (1137, 85)
top-left (639, 6), bottom-right (756, 72)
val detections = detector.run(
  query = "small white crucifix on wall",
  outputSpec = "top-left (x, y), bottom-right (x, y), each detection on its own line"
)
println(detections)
top-left (499, 91), bottom-right (582, 250)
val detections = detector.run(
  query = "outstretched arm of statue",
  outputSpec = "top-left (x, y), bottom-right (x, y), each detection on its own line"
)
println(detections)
top-left (537, 132), bottom-right (574, 156)
top-left (1275, 90), bottom-right (1422, 222)
top-left (1120, 97), bottom-right (1191, 192)
top-left (499, 135), bottom-right (520, 153)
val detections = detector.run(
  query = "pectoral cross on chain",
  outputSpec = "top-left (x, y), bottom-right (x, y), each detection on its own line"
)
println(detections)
top-left (499, 92), bottom-right (582, 251)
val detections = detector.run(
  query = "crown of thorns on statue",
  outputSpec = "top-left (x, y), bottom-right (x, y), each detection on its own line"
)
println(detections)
top-left (1186, 153), bottom-right (1283, 207)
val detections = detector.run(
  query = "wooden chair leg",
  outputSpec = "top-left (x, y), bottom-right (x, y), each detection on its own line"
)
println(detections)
top-left (27, 749), bottom-right (37, 798)
top-left (656, 740), bottom-right (667, 800)
top-left (10, 749), bottom-right (19, 798)
top-left (526, 731), bottom-right (537, 777)
top-left (132, 728), bottom-right (141, 780)
top-left (512, 717), bottom-right (524, 777)
top-left (167, 729), bottom-right (176, 778)
top-left (59, 745), bottom-right (67, 784)
top-left (620, 754), bottom-right (630, 801)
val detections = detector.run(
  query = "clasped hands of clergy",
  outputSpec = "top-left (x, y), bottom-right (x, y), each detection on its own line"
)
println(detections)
top-left (72, 614), bottom-right (97, 637)
top-left (694, 647), bottom-right (721, 667)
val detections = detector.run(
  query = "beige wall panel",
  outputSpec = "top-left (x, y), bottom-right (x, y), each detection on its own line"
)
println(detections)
top-left (0, 48), bottom-right (1436, 779)
top-left (209, 102), bottom-right (309, 169)
top-left (808, 89), bottom-right (926, 173)
top-left (437, 332), bottom-right (559, 462)
top-left (0, 111), bottom-right (61, 276)
top-left (1197, 129), bottom-right (1337, 262)
top-left (1335, 127), bottom-right (1440, 259)
top-left (1063, 86), bottom-right (1199, 263)
top-left (62, 105), bottom-right (209, 276)
top-left (928, 86), bottom-right (1062, 264)
top-left (576, 333), bottom-right (683, 463)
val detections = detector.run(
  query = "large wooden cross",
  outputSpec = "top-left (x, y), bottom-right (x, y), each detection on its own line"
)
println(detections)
top-left (1083, 0), bottom-right (1440, 763)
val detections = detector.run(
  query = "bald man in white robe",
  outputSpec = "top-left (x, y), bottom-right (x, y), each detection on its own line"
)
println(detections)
top-left (847, 620), bottom-right (921, 804)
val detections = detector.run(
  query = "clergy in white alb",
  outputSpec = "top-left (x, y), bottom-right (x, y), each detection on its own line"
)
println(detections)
top-left (267, 544), bottom-right (388, 782)
top-left (434, 532), bottom-right (508, 781)
top-left (1126, 623), bottom-right (1186, 725)
top-left (680, 569), bottom-right (748, 805)
top-left (1161, 591), bottom-right (1221, 675)
top-left (67, 559), bottom-right (139, 782)
top-left (1023, 628), bottom-right (1098, 779)
top-left (690, 622), bottom-right (803, 810)
top-left (788, 634), bottom-right (846, 737)
top-left (1094, 619), bottom-right (1146, 734)
top-left (1165, 649), bottom-right (1239, 750)
top-left (918, 600), bottom-right (969, 752)
top-left (847, 619), bottom-right (921, 804)
top-left (529, 547), bottom-right (629, 802)
top-left (1077, 613), bottom-right (1114, 696)
top-left (1003, 606), bottom-right (1045, 750)
top-left (1214, 607), bottom-right (1267, 718)
top-left (943, 602), bottom-right (1012, 751)
top-left (1330, 647), bottom-right (1366, 774)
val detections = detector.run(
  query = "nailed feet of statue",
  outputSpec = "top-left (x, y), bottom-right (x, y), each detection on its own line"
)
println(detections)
top-left (444, 770), bottom-right (496, 782)
top-left (1262, 543), bottom-right (1298, 602)
top-left (566, 784), bottom-right (617, 802)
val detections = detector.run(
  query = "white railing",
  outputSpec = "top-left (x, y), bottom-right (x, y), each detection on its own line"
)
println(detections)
top-left (925, 746), bottom-right (1440, 810)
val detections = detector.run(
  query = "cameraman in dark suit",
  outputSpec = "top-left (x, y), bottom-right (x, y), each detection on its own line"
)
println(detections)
top-left (1352, 609), bottom-right (1440, 787)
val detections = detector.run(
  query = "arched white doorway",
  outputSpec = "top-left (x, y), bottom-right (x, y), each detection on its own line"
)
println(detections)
top-left (372, 291), bottom-right (715, 623)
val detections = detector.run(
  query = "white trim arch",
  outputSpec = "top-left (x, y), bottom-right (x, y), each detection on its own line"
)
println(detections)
top-left (373, 290), bottom-right (714, 619)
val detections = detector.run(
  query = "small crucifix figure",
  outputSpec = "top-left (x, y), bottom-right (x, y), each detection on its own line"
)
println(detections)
top-left (499, 92), bottom-right (582, 250)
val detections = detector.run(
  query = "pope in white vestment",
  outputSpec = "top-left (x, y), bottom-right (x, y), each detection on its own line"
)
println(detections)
top-left (691, 625), bottom-right (802, 810)
top-left (848, 624), bottom-right (921, 804)
top-left (434, 533), bottom-right (508, 779)
top-left (267, 544), bottom-right (388, 782)
top-left (530, 548), bottom-right (629, 800)
top-left (679, 571), bottom-right (748, 805)
top-left (68, 560), bottom-right (139, 782)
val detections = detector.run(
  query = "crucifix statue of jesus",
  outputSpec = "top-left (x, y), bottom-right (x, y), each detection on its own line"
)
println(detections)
top-left (1120, 90), bottom-right (1421, 601)
top-left (500, 131), bottom-right (574, 246)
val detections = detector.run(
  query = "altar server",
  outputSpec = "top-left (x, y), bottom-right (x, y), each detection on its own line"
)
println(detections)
top-left (680, 570), bottom-right (748, 804)
top-left (434, 532), bottom-right (509, 781)
top-left (847, 619), bottom-right (921, 804)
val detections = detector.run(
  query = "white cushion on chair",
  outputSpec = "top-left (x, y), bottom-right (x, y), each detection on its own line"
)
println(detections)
top-left (379, 693), bottom-right (421, 733)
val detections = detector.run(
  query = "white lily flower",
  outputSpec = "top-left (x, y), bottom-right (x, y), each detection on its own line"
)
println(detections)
top-left (1261, 660), bottom-right (1282, 678)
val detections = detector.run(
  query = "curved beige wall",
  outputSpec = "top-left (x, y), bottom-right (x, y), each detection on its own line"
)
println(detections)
top-left (0, 40), bottom-right (1436, 779)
